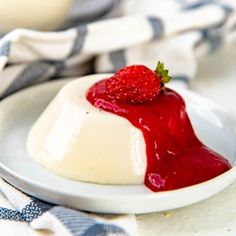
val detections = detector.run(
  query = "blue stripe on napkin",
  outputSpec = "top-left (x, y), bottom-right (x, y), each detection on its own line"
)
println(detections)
top-left (148, 17), bottom-right (164, 39)
top-left (70, 25), bottom-right (88, 56)
top-left (173, 75), bottom-right (190, 84)
top-left (0, 199), bottom-right (52, 222)
top-left (50, 207), bottom-right (129, 236)
top-left (0, 41), bottom-right (10, 57)
top-left (0, 62), bottom-right (52, 99)
top-left (109, 50), bottom-right (127, 71)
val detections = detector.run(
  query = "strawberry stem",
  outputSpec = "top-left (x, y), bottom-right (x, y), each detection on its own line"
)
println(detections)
top-left (154, 61), bottom-right (172, 84)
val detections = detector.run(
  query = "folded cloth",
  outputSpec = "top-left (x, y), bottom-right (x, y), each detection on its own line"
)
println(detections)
top-left (0, 0), bottom-right (236, 235)
top-left (0, 178), bottom-right (137, 236)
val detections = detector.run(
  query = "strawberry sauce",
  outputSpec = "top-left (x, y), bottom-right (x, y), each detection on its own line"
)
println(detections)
top-left (86, 79), bottom-right (231, 191)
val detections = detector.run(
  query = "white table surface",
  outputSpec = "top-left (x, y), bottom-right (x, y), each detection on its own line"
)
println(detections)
top-left (137, 45), bottom-right (236, 236)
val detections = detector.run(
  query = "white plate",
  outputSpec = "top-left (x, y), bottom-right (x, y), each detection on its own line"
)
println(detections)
top-left (0, 77), bottom-right (236, 214)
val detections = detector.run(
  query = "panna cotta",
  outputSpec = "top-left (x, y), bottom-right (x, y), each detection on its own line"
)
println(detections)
top-left (27, 74), bottom-right (147, 185)
top-left (27, 62), bottom-right (231, 191)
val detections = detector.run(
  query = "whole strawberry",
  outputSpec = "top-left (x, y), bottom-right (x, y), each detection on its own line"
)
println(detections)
top-left (106, 62), bottom-right (172, 104)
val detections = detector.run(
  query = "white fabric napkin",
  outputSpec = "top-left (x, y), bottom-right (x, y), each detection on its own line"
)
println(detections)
top-left (0, 0), bottom-right (236, 235)
top-left (0, 178), bottom-right (137, 236)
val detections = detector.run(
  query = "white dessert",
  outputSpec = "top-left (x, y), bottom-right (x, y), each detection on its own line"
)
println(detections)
top-left (27, 74), bottom-right (147, 185)
top-left (0, 0), bottom-right (72, 32)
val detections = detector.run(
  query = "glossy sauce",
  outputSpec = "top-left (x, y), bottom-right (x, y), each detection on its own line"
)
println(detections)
top-left (86, 79), bottom-right (231, 191)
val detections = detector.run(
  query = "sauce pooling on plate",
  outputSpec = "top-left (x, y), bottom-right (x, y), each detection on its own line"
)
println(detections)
top-left (86, 64), bottom-right (231, 191)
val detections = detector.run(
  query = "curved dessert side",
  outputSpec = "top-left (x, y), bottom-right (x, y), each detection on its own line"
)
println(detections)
top-left (27, 75), bottom-right (147, 185)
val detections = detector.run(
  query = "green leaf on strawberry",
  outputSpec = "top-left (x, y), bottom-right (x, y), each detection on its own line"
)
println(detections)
top-left (154, 61), bottom-right (172, 84)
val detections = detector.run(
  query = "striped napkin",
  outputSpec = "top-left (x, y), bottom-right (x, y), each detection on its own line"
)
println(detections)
top-left (0, 178), bottom-right (137, 236)
top-left (0, 0), bottom-right (236, 235)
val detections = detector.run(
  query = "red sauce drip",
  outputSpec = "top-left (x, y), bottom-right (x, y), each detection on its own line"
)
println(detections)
top-left (86, 79), bottom-right (231, 191)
